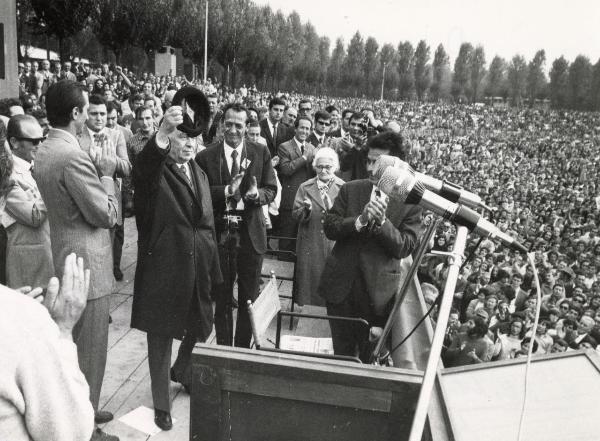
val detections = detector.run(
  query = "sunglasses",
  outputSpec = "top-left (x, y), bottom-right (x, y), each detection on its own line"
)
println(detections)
top-left (15, 136), bottom-right (46, 146)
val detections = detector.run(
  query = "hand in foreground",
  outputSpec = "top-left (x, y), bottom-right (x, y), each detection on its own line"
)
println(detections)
top-left (303, 198), bottom-right (312, 211)
top-left (44, 253), bottom-right (90, 338)
top-left (95, 138), bottom-right (117, 177)
top-left (271, 155), bottom-right (280, 167)
top-left (367, 197), bottom-right (388, 226)
top-left (16, 286), bottom-right (44, 303)
top-left (245, 176), bottom-right (259, 200)
top-left (229, 172), bottom-right (245, 196)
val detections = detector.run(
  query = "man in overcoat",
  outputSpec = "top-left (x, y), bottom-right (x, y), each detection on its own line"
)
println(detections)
top-left (131, 87), bottom-right (221, 430)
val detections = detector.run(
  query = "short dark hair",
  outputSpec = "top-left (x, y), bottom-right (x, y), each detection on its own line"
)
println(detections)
top-left (0, 98), bottom-right (23, 117)
top-left (294, 115), bottom-right (313, 129)
top-left (135, 105), bottom-right (153, 120)
top-left (341, 108), bottom-right (354, 119)
top-left (247, 120), bottom-right (260, 129)
top-left (349, 111), bottom-right (364, 122)
top-left (30, 108), bottom-right (47, 120)
top-left (221, 103), bottom-right (248, 122)
top-left (106, 100), bottom-right (121, 115)
top-left (366, 131), bottom-right (408, 160)
top-left (132, 93), bottom-right (144, 102)
top-left (88, 94), bottom-right (107, 107)
top-left (45, 80), bottom-right (87, 127)
top-left (325, 104), bottom-right (339, 114)
top-left (268, 97), bottom-right (286, 110)
top-left (314, 110), bottom-right (331, 123)
top-left (299, 99), bottom-right (311, 109)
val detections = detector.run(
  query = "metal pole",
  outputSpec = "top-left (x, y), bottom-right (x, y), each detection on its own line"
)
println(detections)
top-left (380, 63), bottom-right (386, 101)
top-left (203, 0), bottom-right (208, 83)
top-left (407, 225), bottom-right (469, 441)
top-left (370, 217), bottom-right (440, 363)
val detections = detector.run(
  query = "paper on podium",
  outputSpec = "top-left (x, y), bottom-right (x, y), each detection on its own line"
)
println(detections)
top-left (118, 405), bottom-right (177, 436)
top-left (280, 335), bottom-right (334, 354)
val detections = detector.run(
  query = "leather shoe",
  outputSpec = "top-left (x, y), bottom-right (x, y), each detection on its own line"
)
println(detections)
top-left (154, 409), bottom-right (173, 431)
top-left (170, 367), bottom-right (190, 393)
top-left (94, 410), bottom-right (114, 424)
top-left (90, 428), bottom-right (120, 440)
top-left (114, 268), bottom-right (124, 281)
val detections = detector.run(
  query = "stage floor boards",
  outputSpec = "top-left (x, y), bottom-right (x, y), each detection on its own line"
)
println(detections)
top-left (98, 217), bottom-right (328, 440)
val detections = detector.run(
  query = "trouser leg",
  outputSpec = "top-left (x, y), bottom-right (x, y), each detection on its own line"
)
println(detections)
top-left (147, 334), bottom-right (173, 412)
top-left (214, 238), bottom-right (238, 346)
top-left (234, 237), bottom-right (264, 348)
top-left (113, 221), bottom-right (124, 272)
top-left (72, 296), bottom-right (110, 411)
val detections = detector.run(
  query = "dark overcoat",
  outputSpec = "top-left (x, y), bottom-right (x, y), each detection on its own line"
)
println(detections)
top-left (131, 135), bottom-right (222, 339)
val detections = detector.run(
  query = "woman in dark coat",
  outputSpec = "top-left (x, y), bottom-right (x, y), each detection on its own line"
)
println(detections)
top-left (293, 147), bottom-right (344, 306)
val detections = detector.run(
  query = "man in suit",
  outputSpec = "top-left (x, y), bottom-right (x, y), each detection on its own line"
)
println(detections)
top-left (131, 87), bottom-right (221, 431)
top-left (307, 109), bottom-right (332, 148)
top-left (197, 103), bottom-right (277, 348)
top-left (78, 94), bottom-right (131, 281)
top-left (3, 115), bottom-right (53, 289)
top-left (329, 108), bottom-right (354, 138)
top-left (277, 116), bottom-right (316, 253)
top-left (317, 131), bottom-right (422, 362)
top-left (259, 97), bottom-right (293, 158)
top-left (203, 94), bottom-right (221, 144)
top-left (34, 80), bottom-right (120, 440)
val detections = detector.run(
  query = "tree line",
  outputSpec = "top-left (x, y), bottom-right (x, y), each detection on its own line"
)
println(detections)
top-left (16, 0), bottom-right (600, 110)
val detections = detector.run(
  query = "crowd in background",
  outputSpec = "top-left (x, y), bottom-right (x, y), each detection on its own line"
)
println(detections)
top-left (3, 61), bottom-right (600, 375)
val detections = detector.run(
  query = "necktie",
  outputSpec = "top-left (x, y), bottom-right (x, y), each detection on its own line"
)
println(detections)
top-left (231, 149), bottom-right (239, 177)
top-left (273, 123), bottom-right (278, 144)
top-left (179, 164), bottom-right (190, 182)
top-left (300, 143), bottom-right (305, 155)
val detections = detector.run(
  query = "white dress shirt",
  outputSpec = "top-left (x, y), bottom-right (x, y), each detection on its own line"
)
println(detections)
top-left (224, 141), bottom-right (245, 210)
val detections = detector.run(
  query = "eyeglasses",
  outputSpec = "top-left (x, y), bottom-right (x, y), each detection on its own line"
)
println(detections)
top-left (15, 136), bottom-right (46, 146)
top-left (315, 164), bottom-right (333, 170)
top-left (317, 120), bottom-right (331, 126)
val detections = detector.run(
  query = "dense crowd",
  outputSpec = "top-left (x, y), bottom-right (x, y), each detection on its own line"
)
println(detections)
top-left (2, 58), bottom-right (600, 440)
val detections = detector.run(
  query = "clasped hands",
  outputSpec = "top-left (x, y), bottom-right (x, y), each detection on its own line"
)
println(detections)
top-left (228, 173), bottom-right (259, 201)
top-left (359, 197), bottom-right (388, 227)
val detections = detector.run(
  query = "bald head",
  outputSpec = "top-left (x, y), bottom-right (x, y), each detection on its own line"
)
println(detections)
top-left (7, 115), bottom-right (44, 163)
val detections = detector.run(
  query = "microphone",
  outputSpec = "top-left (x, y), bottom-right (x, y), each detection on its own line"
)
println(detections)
top-left (374, 155), bottom-right (486, 210)
top-left (378, 166), bottom-right (528, 254)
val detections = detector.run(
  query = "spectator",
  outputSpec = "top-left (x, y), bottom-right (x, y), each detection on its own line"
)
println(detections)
top-left (292, 147), bottom-right (344, 306)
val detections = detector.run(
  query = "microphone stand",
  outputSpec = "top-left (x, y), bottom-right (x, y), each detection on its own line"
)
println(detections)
top-left (407, 225), bottom-right (469, 441)
top-left (369, 217), bottom-right (440, 364)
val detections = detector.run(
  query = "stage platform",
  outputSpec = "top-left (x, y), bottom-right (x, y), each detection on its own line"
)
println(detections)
top-left (97, 217), bottom-right (328, 440)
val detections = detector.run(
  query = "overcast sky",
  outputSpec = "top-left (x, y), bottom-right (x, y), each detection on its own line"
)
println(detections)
top-left (254, 0), bottom-right (600, 66)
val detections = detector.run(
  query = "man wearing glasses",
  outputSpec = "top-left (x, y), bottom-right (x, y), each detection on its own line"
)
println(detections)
top-left (298, 99), bottom-right (312, 118)
top-left (307, 110), bottom-right (331, 148)
top-left (3, 115), bottom-right (54, 289)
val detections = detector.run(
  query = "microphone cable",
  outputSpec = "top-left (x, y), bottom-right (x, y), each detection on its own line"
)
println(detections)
top-left (516, 252), bottom-right (542, 441)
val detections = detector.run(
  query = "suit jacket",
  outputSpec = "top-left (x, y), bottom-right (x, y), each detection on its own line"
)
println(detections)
top-left (34, 128), bottom-right (118, 300)
top-left (307, 132), bottom-right (328, 148)
top-left (277, 138), bottom-right (316, 211)
top-left (131, 136), bottom-right (222, 339)
top-left (317, 179), bottom-right (422, 313)
top-left (259, 118), bottom-right (293, 158)
top-left (3, 160), bottom-right (54, 289)
top-left (196, 139), bottom-right (277, 255)
top-left (78, 126), bottom-right (131, 225)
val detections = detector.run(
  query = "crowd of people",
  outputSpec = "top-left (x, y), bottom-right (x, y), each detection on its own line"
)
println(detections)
top-left (1, 58), bottom-right (600, 440)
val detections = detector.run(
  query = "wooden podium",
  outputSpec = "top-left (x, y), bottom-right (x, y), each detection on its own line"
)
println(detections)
top-left (190, 345), bottom-right (423, 441)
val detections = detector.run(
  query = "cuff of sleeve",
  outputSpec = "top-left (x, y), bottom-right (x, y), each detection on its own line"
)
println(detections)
top-left (155, 134), bottom-right (170, 149)
top-left (355, 216), bottom-right (367, 232)
top-left (100, 176), bottom-right (115, 195)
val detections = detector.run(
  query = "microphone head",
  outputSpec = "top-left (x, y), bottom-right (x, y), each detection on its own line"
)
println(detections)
top-left (377, 166), bottom-right (416, 202)
top-left (373, 155), bottom-right (409, 181)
